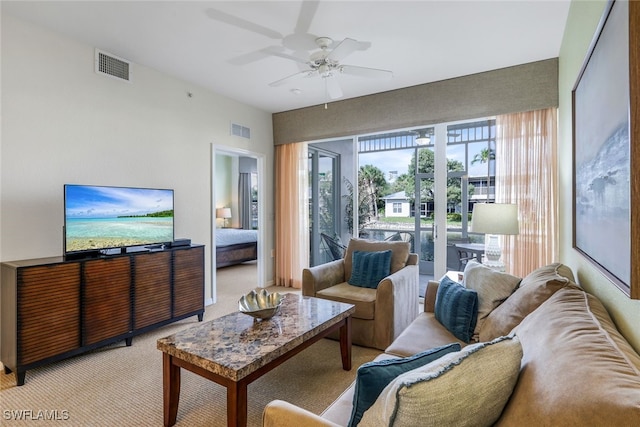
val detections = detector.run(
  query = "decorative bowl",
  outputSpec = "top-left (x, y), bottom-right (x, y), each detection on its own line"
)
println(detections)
top-left (238, 289), bottom-right (285, 320)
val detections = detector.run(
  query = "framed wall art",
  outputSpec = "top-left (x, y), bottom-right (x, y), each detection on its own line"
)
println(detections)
top-left (572, 0), bottom-right (639, 299)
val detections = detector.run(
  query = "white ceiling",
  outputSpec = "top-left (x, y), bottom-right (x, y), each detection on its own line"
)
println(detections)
top-left (2, 1), bottom-right (571, 113)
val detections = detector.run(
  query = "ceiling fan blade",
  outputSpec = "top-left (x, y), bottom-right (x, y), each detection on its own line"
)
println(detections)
top-left (325, 76), bottom-right (343, 99)
top-left (265, 46), bottom-right (309, 65)
top-left (205, 8), bottom-right (283, 40)
top-left (340, 65), bottom-right (394, 79)
top-left (326, 38), bottom-right (359, 62)
top-left (269, 70), bottom-right (314, 87)
top-left (228, 47), bottom-right (275, 66)
top-left (294, 0), bottom-right (320, 34)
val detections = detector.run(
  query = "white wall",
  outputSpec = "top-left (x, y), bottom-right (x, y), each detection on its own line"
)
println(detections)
top-left (559, 0), bottom-right (640, 352)
top-left (0, 15), bottom-right (275, 303)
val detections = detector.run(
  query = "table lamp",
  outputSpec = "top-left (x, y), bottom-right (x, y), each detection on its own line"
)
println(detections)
top-left (470, 203), bottom-right (519, 271)
top-left (216, 207), bottom-right (232, 228)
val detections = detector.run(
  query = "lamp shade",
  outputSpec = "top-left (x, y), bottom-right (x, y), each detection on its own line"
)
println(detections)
top-left (471, 203), bottom-right (519, 235)
top-left (216, 207), bottom-right (232, 219)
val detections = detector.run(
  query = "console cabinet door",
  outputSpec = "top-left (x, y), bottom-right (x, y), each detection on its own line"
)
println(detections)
top-left (83, 257), bottom-right (131, 346)
top-left (133, 251), bottom-right (171, 329)
top-left (18, 263), bottom-right (81, 365)
top-left (173, 247), bottom-right (204, 318)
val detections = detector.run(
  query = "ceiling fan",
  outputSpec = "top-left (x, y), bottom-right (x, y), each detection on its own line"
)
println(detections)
top-left (268, 37), bottom-right (393, 100)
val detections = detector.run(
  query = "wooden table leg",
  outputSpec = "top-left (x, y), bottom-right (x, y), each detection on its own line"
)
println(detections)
top-left (339, 315), bottom-right (352, 371)
top-left (163, 353), bottom-right (181, 427)
top-left (227, 380), bottom-right (248, 427)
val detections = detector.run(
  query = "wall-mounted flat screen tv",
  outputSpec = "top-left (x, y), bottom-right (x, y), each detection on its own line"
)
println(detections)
top-left (64, 184), bottom-right (174, 256)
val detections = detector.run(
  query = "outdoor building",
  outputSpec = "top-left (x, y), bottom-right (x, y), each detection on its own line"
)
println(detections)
top-left (382, 191), bottom-right (411, 218)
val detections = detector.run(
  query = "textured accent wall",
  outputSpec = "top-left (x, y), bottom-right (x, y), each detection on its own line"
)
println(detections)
top-left (273, 58), bottom-right (558, 145)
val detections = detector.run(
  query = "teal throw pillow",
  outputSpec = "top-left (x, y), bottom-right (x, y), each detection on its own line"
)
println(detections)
top-left (348, 250), bottom-right (392, 288)
top-left (348, 343), bottom-right (462, 427)
top-left (435, 276), bottom-right (478, 343)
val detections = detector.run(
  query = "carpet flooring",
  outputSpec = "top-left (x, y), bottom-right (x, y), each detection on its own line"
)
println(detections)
top-left (0, 263), bottom-right (381, 426)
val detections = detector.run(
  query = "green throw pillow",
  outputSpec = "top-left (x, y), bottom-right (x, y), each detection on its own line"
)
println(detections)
top-left (435, 276), bottom-right (478, 342)
top-left (348, 250), bottom-right (392, 288)
top-left (348, 343), bottom-right (462, 427)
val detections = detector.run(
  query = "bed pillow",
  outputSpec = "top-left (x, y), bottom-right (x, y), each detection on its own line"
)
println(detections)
top-left (435, 276), bottom-right (478, 343)
top-left (348, 343), bottom-right (461, 427)
top-left (348, 250), bottom-right (392, 288)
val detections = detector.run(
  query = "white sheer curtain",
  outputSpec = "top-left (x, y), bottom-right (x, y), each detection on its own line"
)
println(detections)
top-left (274, 142), bottom-right (309, 288)
top-left (496, 108), bottom-right (558, 277)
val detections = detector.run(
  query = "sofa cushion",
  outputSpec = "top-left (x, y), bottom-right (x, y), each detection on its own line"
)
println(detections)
top-left (348, 343), bottom-right (461, 427)
top-left (496, 286), bottom-right (640, 425)
top-left (462, 260), bottom-right (521, 339)
top-left (435, 276), bottom-right (478, 343)
top-left (479, 263), bottom-right (575, 341)
top-left (360, 335), bottom-right (522, 427)
top-left (344, 238), bottom-right (410, 282)
top-left (385, 312), bottom-right (467, 357)
top-left (317, 283), bottom-right (377, 320)
top-left (348, 250), bottom-right (392, 289)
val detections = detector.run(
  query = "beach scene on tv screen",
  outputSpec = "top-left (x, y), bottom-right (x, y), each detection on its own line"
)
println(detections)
top-left (65, 185), bottom-right (174, 252)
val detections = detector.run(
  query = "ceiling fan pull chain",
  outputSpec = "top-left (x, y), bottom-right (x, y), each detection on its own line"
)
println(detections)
top-left (324, 78), bottom-right (328, 109)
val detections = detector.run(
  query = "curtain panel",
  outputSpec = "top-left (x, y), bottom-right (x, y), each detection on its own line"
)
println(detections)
top-left (496, 108), bottom-right (559, 277)
top-left (274, 142), bottom-right (309, 288)
top-left (238, 173), bottom-right (252, 230)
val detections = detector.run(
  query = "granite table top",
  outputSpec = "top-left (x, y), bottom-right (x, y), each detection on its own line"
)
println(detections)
top-left (157, 293), bottom-right (355, 382)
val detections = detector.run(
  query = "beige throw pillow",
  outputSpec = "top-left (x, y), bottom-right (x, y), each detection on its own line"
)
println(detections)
top-left (479, 263), bottom-right (576, 342)
top-left (462, 261), bottom-right (521, 340)
top-left (359, 335), bottom-right (523, 427)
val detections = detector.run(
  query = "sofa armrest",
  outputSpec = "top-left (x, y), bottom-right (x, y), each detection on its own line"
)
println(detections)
top-left (302, 259), bottom-right (346, 297)
top-left (407, 253), bottom-right (419, 266)
top-left (424, 280), bottom-right (439, 313)
top-left (263, 400), bottom-right (341, 427)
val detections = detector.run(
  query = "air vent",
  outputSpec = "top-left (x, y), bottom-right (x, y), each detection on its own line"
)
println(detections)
top-left (231, 123), bottom-right (251, 139)
top-left (95, 49), bottom-right (132, 82)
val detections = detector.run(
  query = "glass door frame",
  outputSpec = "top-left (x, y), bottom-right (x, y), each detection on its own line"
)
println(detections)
top-left (308, 146), bottom-right (341, 266)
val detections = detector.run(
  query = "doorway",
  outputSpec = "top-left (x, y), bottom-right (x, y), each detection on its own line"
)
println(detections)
top-left (211, 145), bottom-right (266, 305)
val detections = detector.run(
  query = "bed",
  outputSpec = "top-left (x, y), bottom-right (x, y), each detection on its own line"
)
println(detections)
top-left (215, 228), bottom-right (258, 268)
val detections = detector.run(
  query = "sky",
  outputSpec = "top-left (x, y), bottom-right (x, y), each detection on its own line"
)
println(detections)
top-left (358, 145), bottom-right (491, 182)
top-left (65, 185), bottom-right (174, 218)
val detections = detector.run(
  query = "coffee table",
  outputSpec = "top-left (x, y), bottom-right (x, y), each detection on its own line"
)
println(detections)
top-left (157, 293), bottom-right (355, 427)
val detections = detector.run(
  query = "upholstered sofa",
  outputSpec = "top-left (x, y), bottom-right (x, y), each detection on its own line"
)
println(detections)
top-left (264, 262), bottom-right (640, 426)
top-left (302, 238), bottom-right (419, 350)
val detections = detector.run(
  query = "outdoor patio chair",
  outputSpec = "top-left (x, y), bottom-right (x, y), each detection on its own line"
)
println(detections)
top-left (320, 232), bottom-right (347, 261)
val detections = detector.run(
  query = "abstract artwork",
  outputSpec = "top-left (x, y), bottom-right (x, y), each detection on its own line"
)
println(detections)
top-left (573, 0), bottom-right (638, 298)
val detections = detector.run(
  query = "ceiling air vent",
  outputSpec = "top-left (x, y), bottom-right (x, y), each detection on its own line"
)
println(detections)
top-left (231, 123), bottom-right (251, 139)
top-left (95, 49), bottom-right (132, 82)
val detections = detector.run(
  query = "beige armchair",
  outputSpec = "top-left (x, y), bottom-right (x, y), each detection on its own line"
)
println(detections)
top-left (303, 238), bottom-right (419, 350)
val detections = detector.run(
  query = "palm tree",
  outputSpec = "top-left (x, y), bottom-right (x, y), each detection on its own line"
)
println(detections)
top-left (359, 165), bottom-right (387, 220)
top-left (471, 147), bottom-right (495, 165)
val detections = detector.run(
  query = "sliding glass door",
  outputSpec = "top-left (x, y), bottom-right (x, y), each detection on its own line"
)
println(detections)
top-left (308, 147), bottom-right (341, 266)
top-left (304, 118), bottom-right (496, 282)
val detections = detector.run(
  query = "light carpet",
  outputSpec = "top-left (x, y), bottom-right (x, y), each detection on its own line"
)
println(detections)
top-left (1, 264), bottom-right (381, 426)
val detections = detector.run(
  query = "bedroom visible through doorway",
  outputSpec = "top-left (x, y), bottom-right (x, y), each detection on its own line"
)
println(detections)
top-left (212, 147), bottom-right (265, 304)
